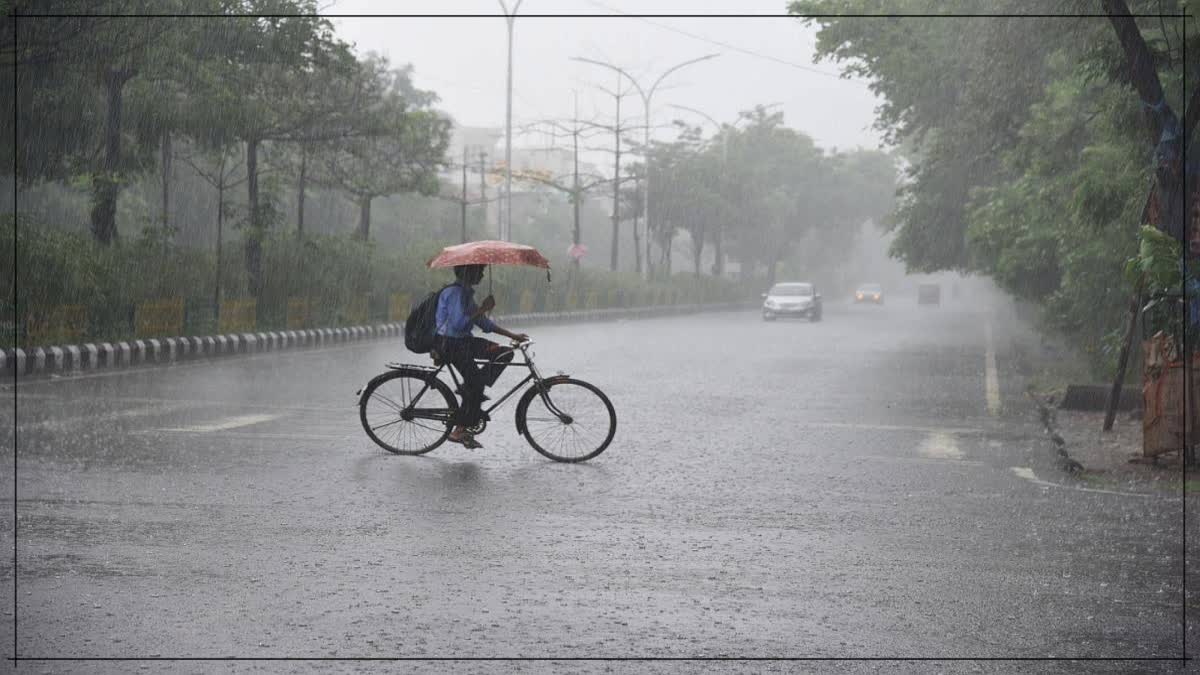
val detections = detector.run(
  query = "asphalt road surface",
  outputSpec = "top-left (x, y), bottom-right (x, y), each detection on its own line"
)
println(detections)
top-left (2, 297), bottom-right (1195, 672)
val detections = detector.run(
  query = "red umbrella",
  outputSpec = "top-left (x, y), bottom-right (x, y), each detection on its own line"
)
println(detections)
top-left (427, 240), bottom-right (551, 270)
top-left (427, 240), bottom-right (552, 291)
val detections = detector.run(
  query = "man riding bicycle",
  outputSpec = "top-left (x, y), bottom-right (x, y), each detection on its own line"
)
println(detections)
top-left (434, 264), bottom-right (528, 449)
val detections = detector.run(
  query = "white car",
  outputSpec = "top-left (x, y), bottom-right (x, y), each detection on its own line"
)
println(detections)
top-left (762, 282), bottom-right (822, 322)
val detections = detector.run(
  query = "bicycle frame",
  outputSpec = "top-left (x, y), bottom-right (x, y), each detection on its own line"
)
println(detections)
top-left (398, 342), bottom-right (572, 424)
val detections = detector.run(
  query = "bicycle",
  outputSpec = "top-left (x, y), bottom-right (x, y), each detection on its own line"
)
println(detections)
top-left (358, 340), bottom-right (616, 462)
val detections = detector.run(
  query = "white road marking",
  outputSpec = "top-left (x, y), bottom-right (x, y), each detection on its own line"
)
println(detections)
top-left (158, 413), bottom-right (280, 433)
top-left (135, 430), bottom-right (350, 441)
top-left (796, 421), bottom-right (987, 436)
top-left (1009, 467), bottom-right (1161, 499)
top-left (985, 320), bottom-right (1001, 416)
top-left (18, 401), bottom-right (199, 430)
top-left (918, 431), bottom-right (963, 460)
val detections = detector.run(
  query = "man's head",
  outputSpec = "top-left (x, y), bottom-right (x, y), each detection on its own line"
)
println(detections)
top-left (454, 264), bottom-right (486, 285)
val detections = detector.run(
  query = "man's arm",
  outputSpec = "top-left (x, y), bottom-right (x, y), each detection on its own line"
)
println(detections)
top-left (491, 325), bottom-right (529, 343)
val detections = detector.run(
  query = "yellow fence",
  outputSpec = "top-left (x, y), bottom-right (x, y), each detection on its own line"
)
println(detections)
top-left (218, 299), bottom-right (256, 333)
top-left (346, 297), bottom-right (369, 325)
top-left (286, 297), bottom-right (312, 330)
top-left (135, 298), bottom-right (184, 338)
top-left (389, 292), bottom-right (412, 322)
top-left (27, 305), bottom-right (87, 345)
top-left (519, 289), bottom-right (535, 314)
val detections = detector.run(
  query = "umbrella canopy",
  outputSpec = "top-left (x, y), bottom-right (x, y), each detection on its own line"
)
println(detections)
top-left (427, 240), bottom-right (551, 270)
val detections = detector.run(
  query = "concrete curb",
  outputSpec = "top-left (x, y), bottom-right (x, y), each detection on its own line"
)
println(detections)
top-left (3, 302), bottom-right (751, 379)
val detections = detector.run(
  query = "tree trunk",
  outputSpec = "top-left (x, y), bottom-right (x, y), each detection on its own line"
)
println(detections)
top-left (663, 231), bottom-right (673, 277)
top-left (245, 138), bottom-right (262, 296)
top-left (632, 177), bottom-right (642, 276)
top-left (357, 195), bottom-right (372, 240)
top-left (89, 68), bottom-right (130, 245)
top-left (692, 232), bottom-right (703, 277)
top-left (611, 114), bottom-right (621, 272)
top-left (215, 179), bottom-right (224, 315)
top-left (645, 222), bottom-right (655, 281)
top-left (297, 144), bottom-right (307, 237)
top-left (572, 192), bottom-right (581, 274)
top-left (1104, 0), bottom-right (1187, 239)
top-left (713, 227), bottom-right (724, 277)
top-left (160, 130), bottom-right (172, 232)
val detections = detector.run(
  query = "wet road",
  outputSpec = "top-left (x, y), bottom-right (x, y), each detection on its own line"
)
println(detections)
top-left (2, 298), bottom-right (1195, 669)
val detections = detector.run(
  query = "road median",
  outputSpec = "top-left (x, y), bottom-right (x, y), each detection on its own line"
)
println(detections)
top-left (2, 301), bottom-right (751, 379)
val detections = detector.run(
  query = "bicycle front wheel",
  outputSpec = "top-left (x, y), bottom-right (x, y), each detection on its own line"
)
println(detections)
top-left (517, 378), bottom-right (616, 463)
top-left (359, 368), bottom-right (457, 455)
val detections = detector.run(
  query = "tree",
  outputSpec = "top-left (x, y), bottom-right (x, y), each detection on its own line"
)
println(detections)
top-left (185, 4), bottom-right (378, 294)
top-left (318, 58), bottom-right (450, 241)
top-left (790, 0), bottom-right (1197, 374)
top-left (3, 0), bottom-right (222, 244)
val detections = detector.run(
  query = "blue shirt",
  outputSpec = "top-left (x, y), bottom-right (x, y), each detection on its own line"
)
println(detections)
top-left (435, 283), bottom-right (497, 338)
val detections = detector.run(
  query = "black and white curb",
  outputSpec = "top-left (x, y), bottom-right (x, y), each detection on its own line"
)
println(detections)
top-left (2, 302), bottom-right (751, 379)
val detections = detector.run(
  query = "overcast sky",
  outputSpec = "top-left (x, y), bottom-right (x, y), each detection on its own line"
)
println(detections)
top-left (325, 0), bottom-right (885, 156)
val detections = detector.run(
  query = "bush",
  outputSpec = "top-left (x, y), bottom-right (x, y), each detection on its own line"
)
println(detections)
top-left (4, 217), bottom-right (752, 349)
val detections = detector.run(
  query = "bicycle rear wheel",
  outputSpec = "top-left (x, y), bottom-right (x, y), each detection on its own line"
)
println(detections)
top-left (517, 378), bottom-right (616, 463)
top-left (359, 368), bottom-right (457, 455)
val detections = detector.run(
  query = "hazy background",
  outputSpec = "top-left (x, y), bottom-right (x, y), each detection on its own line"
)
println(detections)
top-left (326, 0), bottom-right (885, 156)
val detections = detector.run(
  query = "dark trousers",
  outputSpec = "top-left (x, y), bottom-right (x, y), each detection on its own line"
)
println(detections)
top-left (437, 336), bottom-right (514, 427)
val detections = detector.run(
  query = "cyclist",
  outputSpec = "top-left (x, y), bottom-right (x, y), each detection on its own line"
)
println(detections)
top-left (435, 264), bottom-right (528, 448)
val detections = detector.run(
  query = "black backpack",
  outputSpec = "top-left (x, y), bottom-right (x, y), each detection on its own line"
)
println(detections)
top-left (404, 284), bottom-right (456, 354)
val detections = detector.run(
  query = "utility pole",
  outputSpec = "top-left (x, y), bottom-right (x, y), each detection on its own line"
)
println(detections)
top-left (611, 80), bottom-right (621, 273)
top-left (572, 91), bottom-right (581, 275)
top-left (578, 73), bottom-right (635, 272)
top-left (460, 145), bottom-right (469, 243)
top-left (478, 150), bottom-right (488, 234)
top-left (571, 53), bottom-right (719, 280)
top-left (500, 0), bottom-right (523, 241)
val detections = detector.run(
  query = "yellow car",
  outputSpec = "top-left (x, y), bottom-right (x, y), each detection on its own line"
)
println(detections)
top-left (854, 283), bottom-right (884, 304)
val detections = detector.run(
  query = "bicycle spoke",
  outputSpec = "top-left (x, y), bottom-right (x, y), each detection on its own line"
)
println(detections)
top-left (362, 370), bottom-right (454, 455)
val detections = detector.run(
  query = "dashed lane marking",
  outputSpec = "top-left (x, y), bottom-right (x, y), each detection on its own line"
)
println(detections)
top-left (135, 430), bottom-right (351, 441)
top-left (157, 413), bottom-right (281, 433)
top-left (795, 421), bottom-right (987, 436)
top-left (1009, 467), bottom-right (1162, 499)
top-left (17, 401), bottom-right (200, 430)
top-left (985, 320), bottom-right (1001, 416)
top-left (918, 431), bottom-right (963, 460)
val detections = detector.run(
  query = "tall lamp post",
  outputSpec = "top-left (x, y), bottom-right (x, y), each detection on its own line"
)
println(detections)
top-left (499, 0), bottom-right (523, 241)
top-left (572, 53), bottom-right (719, 279)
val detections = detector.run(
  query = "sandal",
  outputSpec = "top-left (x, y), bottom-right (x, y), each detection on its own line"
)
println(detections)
top-left (448, 433), bottom-right (483, 449)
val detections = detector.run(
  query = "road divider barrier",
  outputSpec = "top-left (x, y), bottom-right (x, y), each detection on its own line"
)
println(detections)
top-left (3, 302), bottom-right (751, 379)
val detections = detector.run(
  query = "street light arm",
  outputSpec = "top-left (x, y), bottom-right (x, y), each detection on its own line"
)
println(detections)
top-left (667, 104), bottom-right (721, 132)
top-left (647, 53), bottom-right (719, 99)
top-left (571, 56), bottom-right (648, 103)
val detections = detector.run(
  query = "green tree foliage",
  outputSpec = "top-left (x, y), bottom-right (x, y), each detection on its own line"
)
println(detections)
top-left (649, 106), bottom-right (896, 285)
top-left (790, 0), bottom-right (1197, 373)
top-left (317, 56), bottom-right (450, 241)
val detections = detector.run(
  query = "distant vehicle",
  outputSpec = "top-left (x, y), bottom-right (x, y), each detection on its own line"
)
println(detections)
top-left (855, 283), bottom-right (884, 304)
top-left (762, 282), bottom-right (822, 322)
top-left (917, 283), bottom-right (941, 306)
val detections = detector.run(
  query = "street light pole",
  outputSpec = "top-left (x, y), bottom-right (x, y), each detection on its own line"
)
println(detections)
top-left (500, 0), bottom-right (522, 241)
top-left (571, 53), bottom-right (719, 280)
